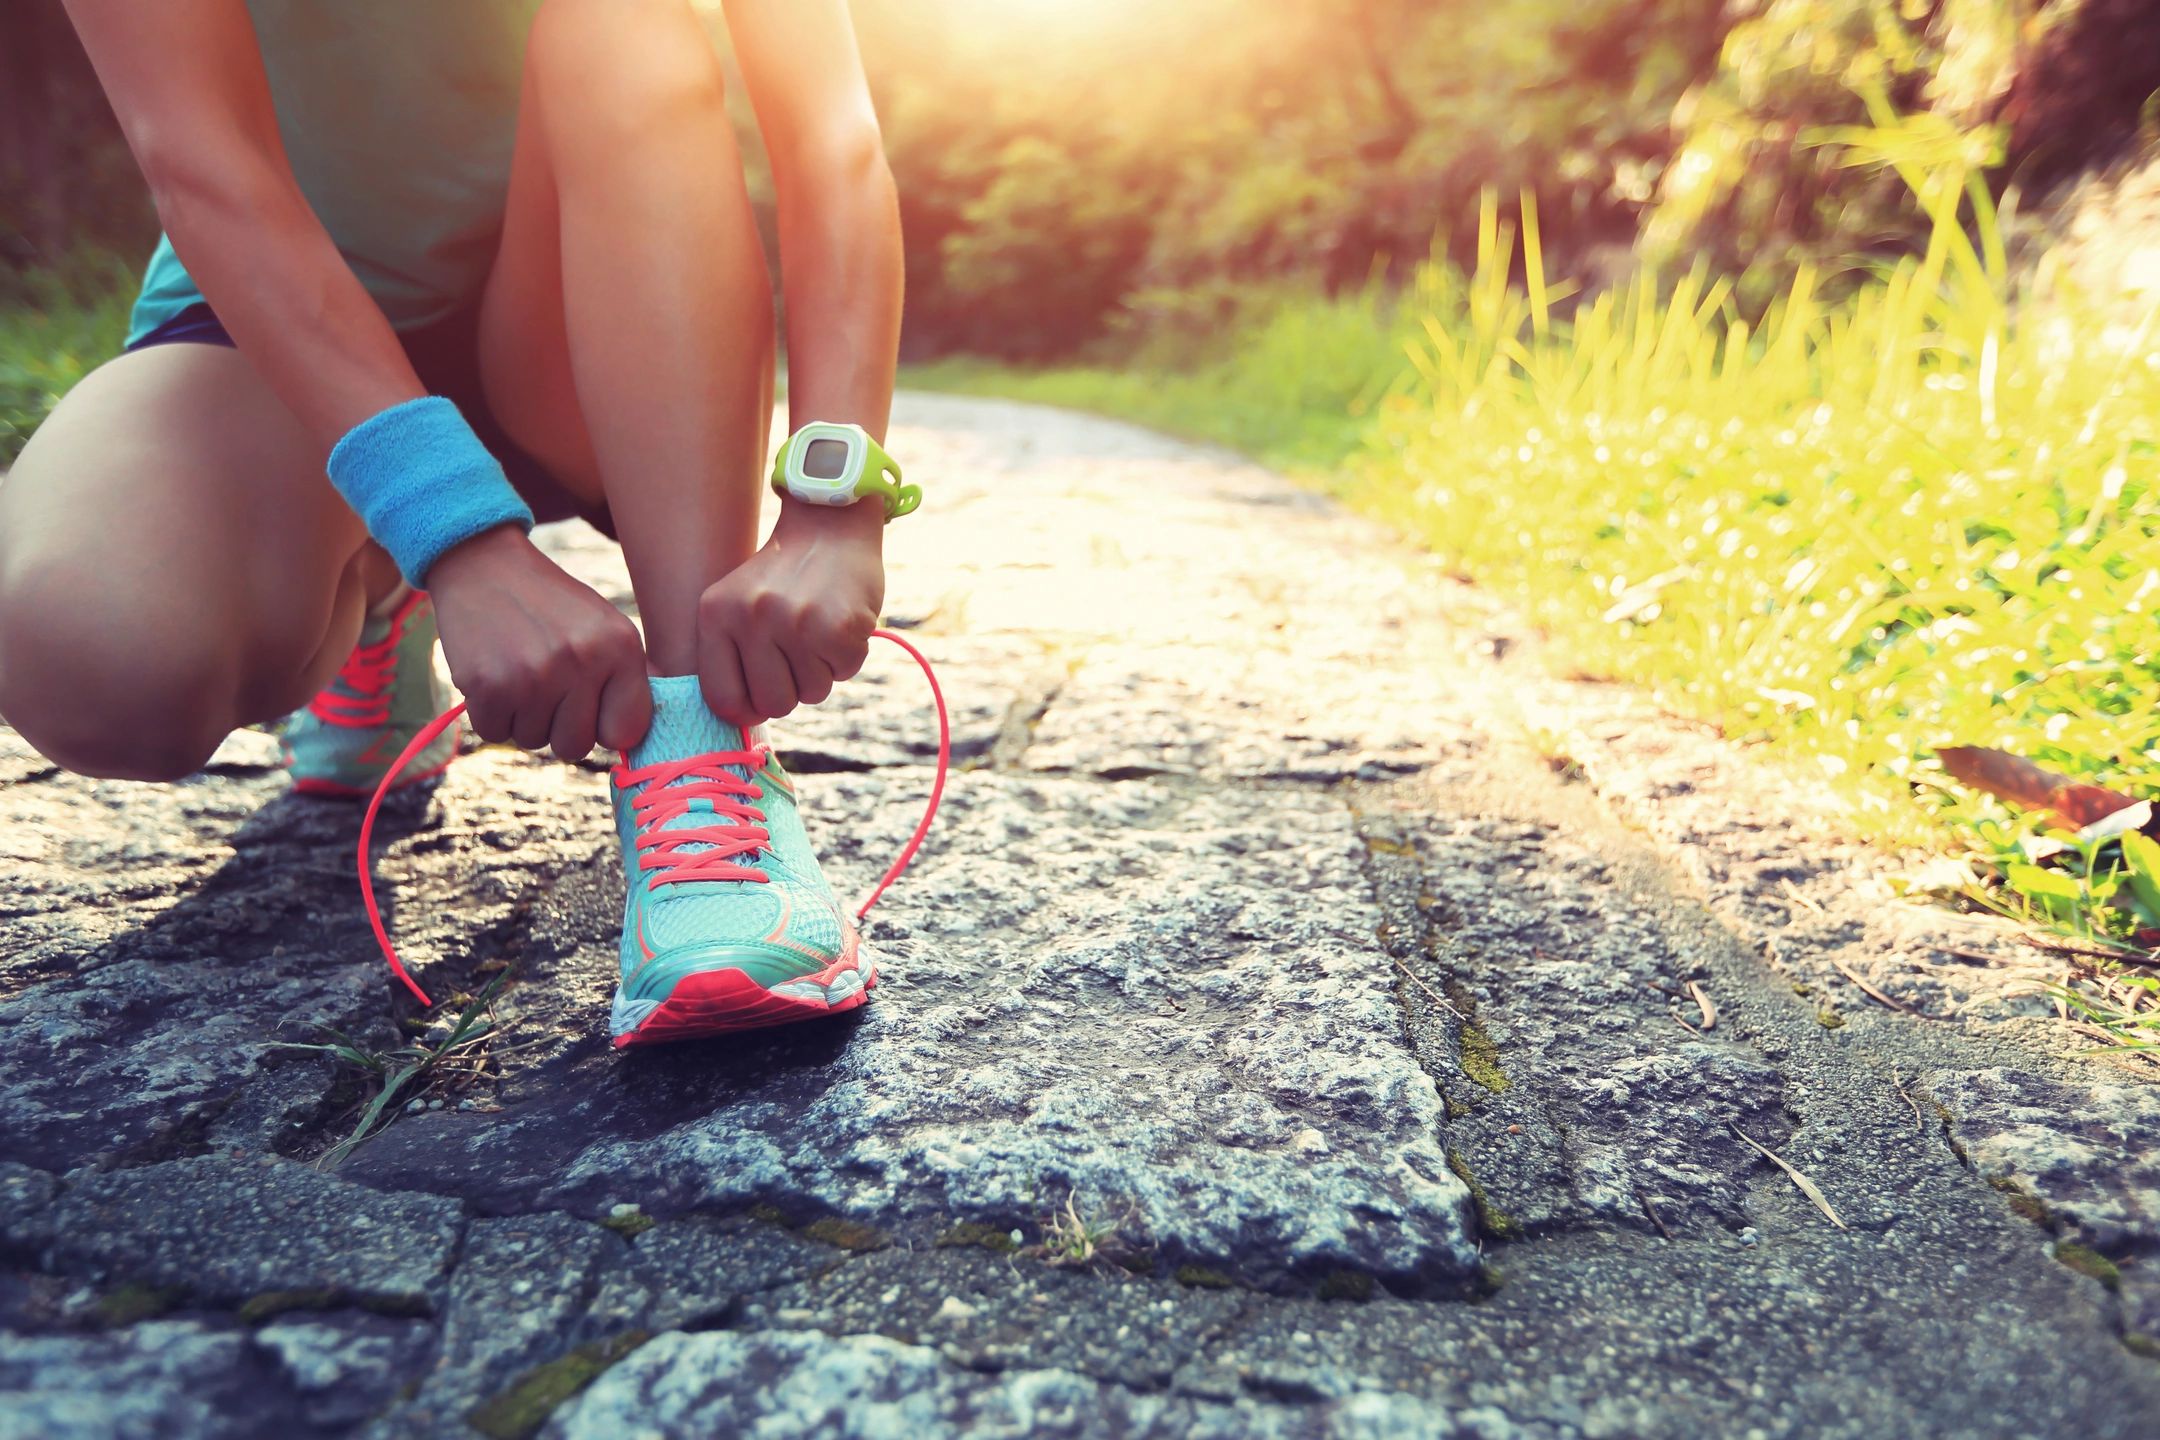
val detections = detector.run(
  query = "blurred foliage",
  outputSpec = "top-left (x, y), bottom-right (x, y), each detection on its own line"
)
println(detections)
top-left (0, 250), bottom-right (133, 463)
top-left (857, 0), bottom-right (2160, 356)
top-left (860, 0), bottom-right (1728, 356)
top-left (8, 0), bottom-right (2159, 365)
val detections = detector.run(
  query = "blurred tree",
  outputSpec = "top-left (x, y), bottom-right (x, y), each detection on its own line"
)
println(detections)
top-left (6, 0), bottom-right (2158, 360)
top-left (2003, 0), bottom-right (2160, 183)
top-left (0, 0), bottom-right (153, 289)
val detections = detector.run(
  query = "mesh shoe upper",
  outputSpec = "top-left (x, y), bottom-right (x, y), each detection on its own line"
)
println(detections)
top-left (610, 677), bottom-right (853, 1012)
top-left (282, 589), bottom-right (459, 795)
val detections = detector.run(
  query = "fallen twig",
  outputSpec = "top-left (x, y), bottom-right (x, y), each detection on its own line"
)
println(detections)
top-left (1889, 1069), bottom-right (1926, 1134)
top-left (1829, 955), bottom-right (1941, 1021)
top-left (2020, 934), bottom-right (2147, 964)
top-left (1731, 1126), bottom-right (1848, 1230)
top-left (1779, 879), bottom-right (1825, 916)
top-left (1390, 956), bottom-right (1464, 1019)
top-left (1637, 1190), bottom-right (1673, 1241)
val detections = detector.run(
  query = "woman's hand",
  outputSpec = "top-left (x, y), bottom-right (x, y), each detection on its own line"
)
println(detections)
top-left (428, 526), bottom-right (653, 759)
top-left (697, 499), bottom-right (885, 727)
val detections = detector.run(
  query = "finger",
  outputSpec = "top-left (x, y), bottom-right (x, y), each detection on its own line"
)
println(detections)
top-left (597, 661), bottom-right (654, 754)
top-left (740, 638), bottom-right (798, 724)
top-left (791, 647), bottom-right (837, 707)
top-left (699, 632), bottom-right (758, 730)
top-left (829, 623), bottom-right (873, 683)
top-left (466, 695), bottom-right (511, 742)
top-left (510, 690), bottom-right (556, 752)
top-left (549, 680), bottom-right (601, 762)
top-left (462, 683), bottom-right (514, 745)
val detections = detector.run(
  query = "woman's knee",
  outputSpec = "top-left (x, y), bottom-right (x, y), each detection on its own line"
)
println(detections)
top-left (526, 0), bottom-right (725, 147)
top-left (0, 556), bottom-right (238, 782)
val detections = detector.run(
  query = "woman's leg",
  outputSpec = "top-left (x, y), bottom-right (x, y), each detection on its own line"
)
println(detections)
top-left (475, 0), bottom-right (776, 677)
top-left (0, 342), bottom-right (393, 780)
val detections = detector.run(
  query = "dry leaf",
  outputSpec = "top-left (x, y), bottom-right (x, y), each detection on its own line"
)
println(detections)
top-left (1935, 746), bottom-right (2142, 830)
top-left (1688, 980), bottom-right (1718, 1030)
top-left (1732, 1126), bottom-right (1848, 1230)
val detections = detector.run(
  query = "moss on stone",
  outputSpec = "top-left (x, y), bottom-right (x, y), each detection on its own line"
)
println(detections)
top-left (1316, 1268), bottom-right (1373, 1303)
top-left (237, 1286), bottom-right (343, 1323)
top-left (2054, 1242), bottom-right (2122, 1292)
top-left (801, 1217), bottom-right (889, 1252)
top-left (746, 1202), bottom-right (790, 1227)
top-left (95, 1283), bottom-right (184, 1326)
top-left (1441, 979), bottom-right (1508, 1094)
top-left (599, 1212), bottom-right (655, 1239)
top-left (466, 1331), bottom-right (650, 1440)
top-left (1174, 1265), bottom-right (1234, 1289)
top-left (1446, 1147), bottom-right (1523, 1242)
top-left (936, 1221), bottom-right (1019, 1253)
top-left (1815, 1008), bottom-right (1846, 1030)
top-left (2122, 1332), bottom-right (2160, 1361)
top-left (1986, 1175), bottom-right (2054, 1230)
top-left (1458, 1019), bottom-right (1510, 1092)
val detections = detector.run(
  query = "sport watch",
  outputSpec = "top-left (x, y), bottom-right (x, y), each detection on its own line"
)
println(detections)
top-left (770, 422), bottom-right (920, 521)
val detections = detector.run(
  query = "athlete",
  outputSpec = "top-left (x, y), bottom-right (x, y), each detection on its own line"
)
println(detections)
top-left (0, 0), bottom-right (909, 1045)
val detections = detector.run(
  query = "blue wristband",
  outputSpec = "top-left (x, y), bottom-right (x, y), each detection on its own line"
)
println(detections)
top-left (325, 396), bottom-right (535, 588)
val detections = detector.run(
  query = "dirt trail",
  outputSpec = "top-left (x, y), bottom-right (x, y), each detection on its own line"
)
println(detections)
top-left (3, 394), bottom-right (2155, 1437)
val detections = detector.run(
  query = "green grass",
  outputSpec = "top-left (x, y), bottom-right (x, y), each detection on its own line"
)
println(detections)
top-left (0, 250), bottom-right (135, 464)
top-left (907, 281), bottom-right (1410, 472)
top-left (909, 118), bottom-right (2160, 1052)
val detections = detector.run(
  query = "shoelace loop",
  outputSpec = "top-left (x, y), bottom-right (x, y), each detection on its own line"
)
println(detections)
top-left (309, 628), bottom-right (401, 728)
top-left (614, 747), bottom-right (773, 888)
top-left (358, 629), bottom-right (949, 1007)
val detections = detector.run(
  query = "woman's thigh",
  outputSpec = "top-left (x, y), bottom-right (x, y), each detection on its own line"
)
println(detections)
top-left (473, 47), bottom-right (602, 509)
top-left (0, 342), bottom-right (376, 778)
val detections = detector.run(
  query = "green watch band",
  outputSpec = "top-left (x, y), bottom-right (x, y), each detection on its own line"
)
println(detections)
top-left (770, 422), bottom-right (921, 521)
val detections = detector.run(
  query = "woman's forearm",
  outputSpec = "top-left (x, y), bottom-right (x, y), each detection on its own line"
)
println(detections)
top-left (772, 128), bottom-right (904, 446)
top-left (65, 0), bottom-right (425, 458)
top-left (150, 152), bottom-right (427, 451)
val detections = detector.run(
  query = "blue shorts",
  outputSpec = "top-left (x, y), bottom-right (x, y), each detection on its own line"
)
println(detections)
top-left (128, 301), bottom-right (614, 538)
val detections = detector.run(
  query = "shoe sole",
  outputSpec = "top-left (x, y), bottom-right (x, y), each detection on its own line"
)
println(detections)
top-left (613, 947), bottom-right (878, 1049)
top-left (286, 730), bottom-right (463, 798)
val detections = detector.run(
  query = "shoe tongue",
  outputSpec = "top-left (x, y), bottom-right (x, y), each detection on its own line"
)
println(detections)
top-left (356, 609), bottom-right (396, 649)
top-left (625, 679), bottom-right (764, 863)
top-left (628, 676), bottom-right (750, 772)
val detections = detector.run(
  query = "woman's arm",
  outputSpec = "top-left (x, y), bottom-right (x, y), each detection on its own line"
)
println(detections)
top-left (64, 0), bottom-right (652, 757)
top-left (63, 0), bottom-right (423, 442)
top-left (724, 0), bottom-right (904, 455)
top-left (691, 0), bottom-right (903, 725)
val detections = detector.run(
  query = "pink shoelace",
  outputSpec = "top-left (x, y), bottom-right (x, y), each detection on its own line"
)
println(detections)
top-left (615, 747), bottom-right (777, 888)
top-left (309, 625), bottom-right (402, 728)
top-left (358, 628), bottom-right (949, 1007)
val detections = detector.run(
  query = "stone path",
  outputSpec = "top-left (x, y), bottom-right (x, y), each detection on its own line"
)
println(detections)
top-left (3, 394), bottom-right (2157, 1438)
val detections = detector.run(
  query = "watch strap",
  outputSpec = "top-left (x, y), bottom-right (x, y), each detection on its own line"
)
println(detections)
top-left (851, 434), bottom-right (920, 520)
top-left (770, 426), bottom-right (921, 522)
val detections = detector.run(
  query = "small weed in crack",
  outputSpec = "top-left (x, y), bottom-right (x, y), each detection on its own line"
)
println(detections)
top-left (1028, 1189), bottom-right (1149, 1274)
top-left (271, 973), bottom-right (506, 1166)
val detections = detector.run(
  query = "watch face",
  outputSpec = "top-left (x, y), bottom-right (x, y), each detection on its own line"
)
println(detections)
top-left (803, 437), bottom-right (852, 481)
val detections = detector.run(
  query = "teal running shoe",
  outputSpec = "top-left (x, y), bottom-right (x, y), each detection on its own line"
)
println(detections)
top-left (282, 589), bottom-right (462, 797)
top-left (608, 676), bottom-right (872, 1047)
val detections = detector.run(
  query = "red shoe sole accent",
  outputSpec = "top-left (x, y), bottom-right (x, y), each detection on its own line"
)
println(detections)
top-left (288, 732), bottom-right (461, 798)
top-left (613, 950), bottom-right (878, 1049)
